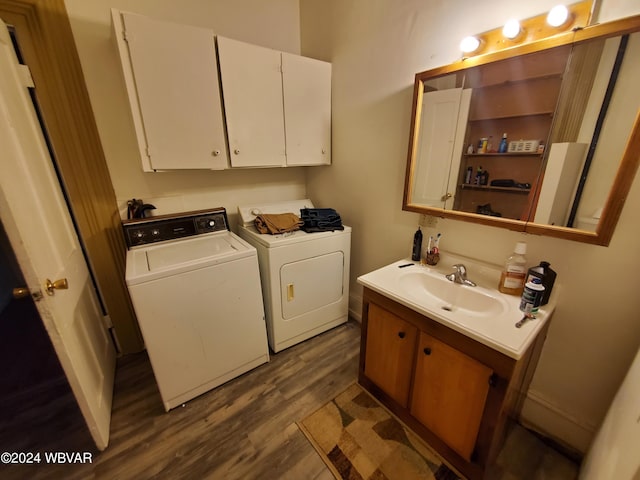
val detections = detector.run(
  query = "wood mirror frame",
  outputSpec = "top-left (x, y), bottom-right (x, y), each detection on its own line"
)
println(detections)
top-left (403, 14), bottom-right (640, 246)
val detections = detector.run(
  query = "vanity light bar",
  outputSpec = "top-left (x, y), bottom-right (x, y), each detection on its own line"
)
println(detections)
top-left (459, 0), bottom-right (593, 57)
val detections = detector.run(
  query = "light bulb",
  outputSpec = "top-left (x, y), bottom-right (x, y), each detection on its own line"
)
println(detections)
top-left (547, 5), bottom-right (569, 27)
top-left (460, 36), bottom-right (480, 53)
top-left (502, 19), bottom-right (521, 39)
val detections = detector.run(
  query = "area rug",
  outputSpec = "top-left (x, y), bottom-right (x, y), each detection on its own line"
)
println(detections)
top-left (298, 383), bottom-right (463, 480)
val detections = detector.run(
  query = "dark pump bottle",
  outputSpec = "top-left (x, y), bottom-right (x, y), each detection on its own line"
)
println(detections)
top-left (526, 261), bottom-right (556, 305)
top-left (411, 226), bottom-right (423, 261)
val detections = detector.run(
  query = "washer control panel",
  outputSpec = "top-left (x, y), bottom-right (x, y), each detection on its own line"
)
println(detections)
top-left (122, 208), bottom-right (229, 248)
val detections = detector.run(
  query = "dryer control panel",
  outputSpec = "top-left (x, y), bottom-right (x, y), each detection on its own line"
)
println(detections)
top-left (122, 208), bottom-right (229, 248)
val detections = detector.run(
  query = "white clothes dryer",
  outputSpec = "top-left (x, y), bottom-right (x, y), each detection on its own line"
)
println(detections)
top-left (124, 208), bottom-right (269, 411)
top-left (237, 200), bottom-right (351, 353)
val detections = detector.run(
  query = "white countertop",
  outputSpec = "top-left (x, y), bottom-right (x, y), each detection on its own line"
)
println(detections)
top-left (357, 257), bottom-right (554, 359)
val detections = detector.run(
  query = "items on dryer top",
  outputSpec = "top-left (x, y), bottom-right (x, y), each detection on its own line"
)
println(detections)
top-left (254, 213), bottom-right (303, 234)
top-left (300, 208), bottom-right (344, 232)
top-left (126, 198), bottom-right (156, 219)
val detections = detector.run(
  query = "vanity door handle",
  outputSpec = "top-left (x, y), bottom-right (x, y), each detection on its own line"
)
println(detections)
top-left (397, 331), bottom-right (406, 339)
top-left (489, 373), bottom-right (497, 387)
top-left (423, 347), bottom-right (432, 355)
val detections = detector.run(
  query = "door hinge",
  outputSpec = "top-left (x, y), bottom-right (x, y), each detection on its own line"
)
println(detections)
top-left (102, 314), bottom-right (114, 329)
top-left (18, 64), bottom-right (35, 88)
top-left (108, 326), bottom-right (122, 355)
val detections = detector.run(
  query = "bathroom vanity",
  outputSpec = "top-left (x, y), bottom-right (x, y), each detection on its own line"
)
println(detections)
top-left (358, 259), bottom-right (553, 479)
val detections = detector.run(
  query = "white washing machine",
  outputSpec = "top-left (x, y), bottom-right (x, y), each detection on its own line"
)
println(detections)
top-left (123, 208), bottom-right (269, 411)
top-left (237, 199), bottom-right (351, 353)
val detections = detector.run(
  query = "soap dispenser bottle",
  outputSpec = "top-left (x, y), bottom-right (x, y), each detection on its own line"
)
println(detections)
top-left (411, 226), bottom-right (423, 261)
top-left (498, 242), bottom-right (528, 295)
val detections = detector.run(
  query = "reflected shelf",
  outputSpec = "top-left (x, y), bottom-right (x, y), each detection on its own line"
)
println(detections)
top-left (464, 152), bottom-right (543, 157)
top-left (459, 184), bottom-right (531, 193)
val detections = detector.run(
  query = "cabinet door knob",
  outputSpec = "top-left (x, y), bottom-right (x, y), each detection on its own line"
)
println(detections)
top-left (234, 149), bottom-right (240, 155)
top-left (489, 373), bottom-right (497, 387)
top-left (397, 331), bottom-right (406, 339)
top-left (423, 347), bottom-right (432, 355)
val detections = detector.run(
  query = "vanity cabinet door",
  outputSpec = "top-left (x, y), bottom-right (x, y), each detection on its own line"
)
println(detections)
top-left (364, 303), bottom-right (417, 407)
top-left (410, 332), bottom-right (492, 461)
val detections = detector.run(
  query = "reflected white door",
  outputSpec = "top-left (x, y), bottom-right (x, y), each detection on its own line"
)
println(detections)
top-left (0, 19), bottom-right (115, 450)
top-left (412, 88), bottom-right (471, 209)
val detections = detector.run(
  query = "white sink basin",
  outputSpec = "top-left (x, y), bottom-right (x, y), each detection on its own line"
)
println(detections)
top-left (398, 270), bottom-right (507, 319)
top-left (357, 259), bottom-right (553, 359)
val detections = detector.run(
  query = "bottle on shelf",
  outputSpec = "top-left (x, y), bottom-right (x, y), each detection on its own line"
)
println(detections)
top-left (465, 166), bottom-right (473, 184)
top-left (480, 168), bottom-right (489, 185)
top-left (498, 242), bottom-right (528, 295)
top-left (487, 136), bottom-right (494, 153)
top-left (475, 166), bottom-right (483, 185)
top-left (498, 133), bottom-right (508, 153)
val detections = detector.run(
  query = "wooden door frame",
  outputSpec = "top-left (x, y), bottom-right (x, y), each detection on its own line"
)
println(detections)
top-left (0, 0), bottom-right (143, 353)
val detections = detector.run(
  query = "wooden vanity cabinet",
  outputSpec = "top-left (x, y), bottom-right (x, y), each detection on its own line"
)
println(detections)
top-left (359, 287), bottom-right (550, 480)
top-left (363, 303), bottom-right (418, 407)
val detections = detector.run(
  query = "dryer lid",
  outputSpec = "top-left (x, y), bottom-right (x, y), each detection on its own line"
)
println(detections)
top-left (237, 199), bottom-right (315, 227)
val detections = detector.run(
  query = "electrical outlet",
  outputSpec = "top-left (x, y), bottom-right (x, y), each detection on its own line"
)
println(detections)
top-left (419, 214), bottom-right (438, 227)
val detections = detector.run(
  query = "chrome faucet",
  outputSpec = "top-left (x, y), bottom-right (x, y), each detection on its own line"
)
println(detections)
top-left (445, 264), bottom-right (477, 287)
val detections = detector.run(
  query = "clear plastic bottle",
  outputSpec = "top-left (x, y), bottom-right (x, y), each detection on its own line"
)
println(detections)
top-left (498, 242), bottom-right (527, 295)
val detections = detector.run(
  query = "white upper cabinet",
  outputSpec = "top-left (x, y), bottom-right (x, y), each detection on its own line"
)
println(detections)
top-left (282, 53), bottom-right (332, 166)
top-left (217, 37), bottom-right (287, 168)
top-left (218, 37), bottom-right (332, 168)
top-left (111, 10), bottom-right (228, 171)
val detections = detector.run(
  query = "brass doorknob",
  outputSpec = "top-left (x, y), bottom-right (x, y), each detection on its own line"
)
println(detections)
top-left (13, 287), bottom-right (30, 299)
top-left (45, 278), bottom-right (68, 296)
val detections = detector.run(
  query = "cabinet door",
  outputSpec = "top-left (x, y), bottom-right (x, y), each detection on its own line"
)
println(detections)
top-left (410, 332), bottom-right (492, 461)
top-left (364, 303), bottom-right (418, 407)
top-left (217, 37), bottom-right (286, 168)
top-left (113, 11), bottom-right (228, 171)
top-left (282, 53), bottom-right (331, 166)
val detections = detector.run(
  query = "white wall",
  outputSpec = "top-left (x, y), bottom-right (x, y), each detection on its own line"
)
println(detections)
top-left (300, 0), bottom-right (640, 454)
top-left (579, 344), bottom-right (640, 479)
top-left (63, 0), bottom-right (307, 227)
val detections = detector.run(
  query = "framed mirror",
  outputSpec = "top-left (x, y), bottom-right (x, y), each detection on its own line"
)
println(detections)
top-left (403, 14), bottom-right (640, 246)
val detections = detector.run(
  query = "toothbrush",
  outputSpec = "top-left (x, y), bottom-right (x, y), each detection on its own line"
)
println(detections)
top-left (427, 236), bottom-right (433, 255)
top-left (434, 233), bottom-right (441, 253)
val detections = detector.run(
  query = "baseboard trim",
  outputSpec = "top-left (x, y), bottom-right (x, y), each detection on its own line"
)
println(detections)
top-left (520, 389), bottom-right (597, 456)
top-left (348, 292), bottom-right (363, 322)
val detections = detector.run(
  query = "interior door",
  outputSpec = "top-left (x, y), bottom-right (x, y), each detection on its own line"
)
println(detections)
top-left (412, 88), bottom-right (471, 209)
top-left (0, 19), bottom-right (115, 450)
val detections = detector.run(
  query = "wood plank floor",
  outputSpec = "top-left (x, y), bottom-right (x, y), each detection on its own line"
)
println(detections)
top-left (0, 319), bottom-right (579, 479)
